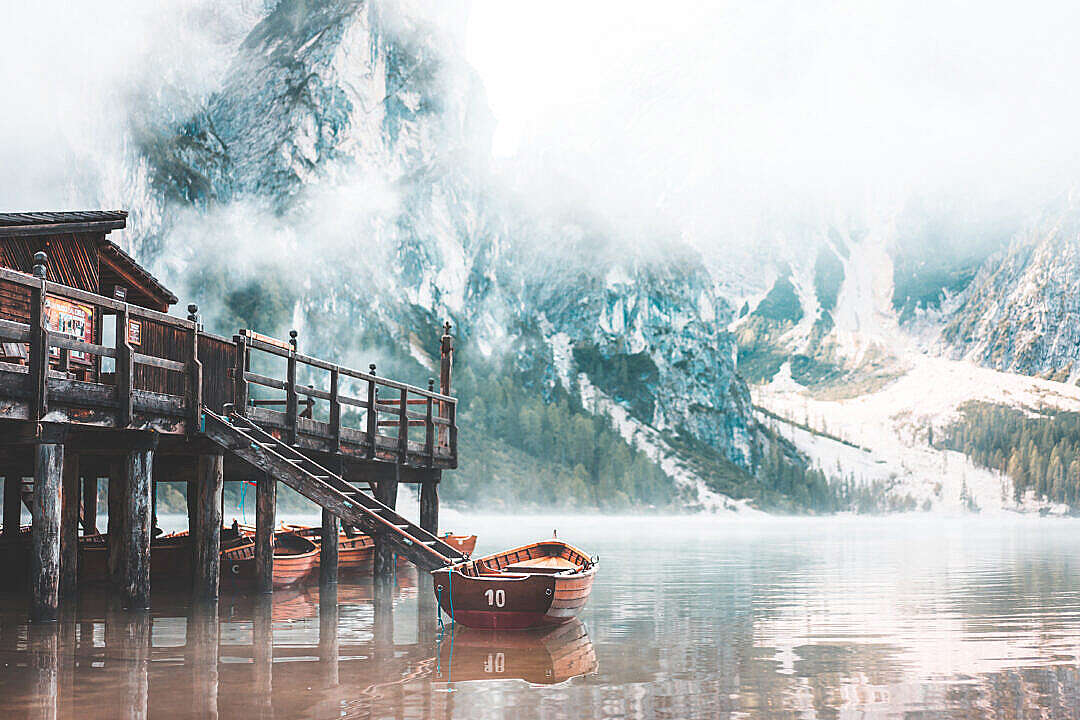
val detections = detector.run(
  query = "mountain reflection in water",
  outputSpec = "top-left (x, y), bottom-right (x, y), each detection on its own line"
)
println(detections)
top-left (2, 515), bottom-right (1080, 718)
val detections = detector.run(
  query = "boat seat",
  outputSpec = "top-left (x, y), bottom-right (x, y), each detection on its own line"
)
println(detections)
top-left (503, 556), bottom-right (579, 573)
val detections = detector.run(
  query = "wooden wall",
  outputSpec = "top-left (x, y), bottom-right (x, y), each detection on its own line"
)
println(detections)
top-left (199, 334), bottom-right (235, 413)
top-left (0, 233), bottom-right (99, 292)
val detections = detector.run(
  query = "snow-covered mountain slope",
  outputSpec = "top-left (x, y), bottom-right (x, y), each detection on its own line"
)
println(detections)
top-left (941, 199), bottom-right (1080, 380)
top-left (756, 355), bottom-right (1080, 513)
top-left (733, 202), bottom-right (1080, 511)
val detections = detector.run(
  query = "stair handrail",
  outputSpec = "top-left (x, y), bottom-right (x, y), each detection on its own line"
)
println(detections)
top-left (203, 409), bottom-right (463, 566)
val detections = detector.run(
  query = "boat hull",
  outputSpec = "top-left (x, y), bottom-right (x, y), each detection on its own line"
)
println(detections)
top-left (221, 533), bottom-right (318, 589)
top-left (78, 533), bottom-right (192, 586)
top-left (432, 566), bottom-right (596, 629)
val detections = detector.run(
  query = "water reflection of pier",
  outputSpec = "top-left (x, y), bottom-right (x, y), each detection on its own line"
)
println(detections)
top-left (0, 578), bottom-right (597, 720)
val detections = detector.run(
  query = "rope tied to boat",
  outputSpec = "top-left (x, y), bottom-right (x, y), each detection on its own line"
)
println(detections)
top-left (434, 567), bottom-right (456, 691)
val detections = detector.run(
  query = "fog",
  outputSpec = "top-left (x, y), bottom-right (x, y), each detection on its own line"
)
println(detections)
top-left (468, 0), bottom-right (1080, 247)
top-left (3, 0), bottom-right (1079, 265)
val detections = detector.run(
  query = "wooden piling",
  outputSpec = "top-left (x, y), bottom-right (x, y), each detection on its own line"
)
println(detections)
top-left (193, 454), bottom-right (223, 599)
top-left (420, 472), bottom-right (440, 535)
top-left (31, 440), bottom-right (63, 622)
top-left (122, 444), bottom-right (155, 610)
top-left (107, 460), bottom-right (125, 585)
top-left (373, 465), bottom-right (399, 578)
top-left (59, 453), bottom-right (80, 599)
top-left (255, 473), bottom-right (275, 594)
top-left (82, 475), bottom-right (98, 535)
top-left (320, 508), bottom-right (338, 586)
top-left (417, 470), bottom-right (440, 640)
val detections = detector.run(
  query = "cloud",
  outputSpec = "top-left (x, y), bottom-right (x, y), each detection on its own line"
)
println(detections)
top-left (468, 0), bottom-right (1080, 247)
top-left (0, 0), bottom-right (262, 212)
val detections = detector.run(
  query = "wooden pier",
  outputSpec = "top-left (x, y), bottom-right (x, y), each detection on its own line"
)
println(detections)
top-left (0, 211), bottom-right (462, 621)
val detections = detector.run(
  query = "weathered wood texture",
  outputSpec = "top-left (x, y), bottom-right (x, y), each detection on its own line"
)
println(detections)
top-left (59, 452), bottom-right (79, 598)
top-left (320, 507), bottom-right (338, 586)
top-left (31, 442), bottom-right (62, 622)
top-left (420, 473), bottom-right (439, 535)
top-left (106, 462), bottom-right (122, 583)
top-left (122, 446), bottom-right (154, 610)
top-left (193, 454), bottom-right (223, 599)
top-left (198, 333), bottom-right (233, 414)
top-left (373, 466), bottom-right (399, 578)
top-left (81, 474), bottom-right (98, 534)
top-left (200, 411), bottom-right (464, 571)
top-left (1, 267), bottom-right (459, 473)
top-left (255, 473), bottom-right (275, 594)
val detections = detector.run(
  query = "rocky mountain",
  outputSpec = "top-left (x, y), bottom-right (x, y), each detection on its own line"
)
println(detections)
top-left (123, 0), bottom-right (796, 511)
top-left (53, 0), bottom-right (1080, 514)
top-left (941, 199), bottom-right (1080, 381)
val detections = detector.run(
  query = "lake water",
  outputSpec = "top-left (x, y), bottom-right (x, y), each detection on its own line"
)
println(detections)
top-left (3, 514), bottom-right (1080, 718)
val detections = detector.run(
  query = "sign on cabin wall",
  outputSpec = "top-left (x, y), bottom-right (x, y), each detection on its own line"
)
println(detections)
top-left (127, 319), bottom-right (142, 346)
top-left (45, 295), bottom-right (93, 363)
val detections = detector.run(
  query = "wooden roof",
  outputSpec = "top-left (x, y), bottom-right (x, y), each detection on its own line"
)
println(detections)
top-left (98, 239), bottom-right (178, 307)
top-left (0, 210), bottom-right (128, 236)
top-left (0, 210), bottom-right (178, 308)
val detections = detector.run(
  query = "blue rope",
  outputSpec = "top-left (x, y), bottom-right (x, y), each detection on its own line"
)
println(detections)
top-left (447, 565), bottom-right (454, 626)
top-left (445, 567), bottom-right (454, 687)
top-left (434, 574), bottom-right (456, 689)
top-left (238, 480), bottom-right (253, 524)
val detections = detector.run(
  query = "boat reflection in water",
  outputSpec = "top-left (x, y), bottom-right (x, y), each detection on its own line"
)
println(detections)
top-left (433, 619), bottom-right (597, 686)
top-left (0, 565), bottom-right (595, 720)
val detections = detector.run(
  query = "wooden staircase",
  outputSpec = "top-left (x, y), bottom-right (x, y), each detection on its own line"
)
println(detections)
top-left (200, 409), bottom-right (466, 571)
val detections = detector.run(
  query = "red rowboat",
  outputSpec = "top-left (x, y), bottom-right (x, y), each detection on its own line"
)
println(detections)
top-left (431, 539), bottom-right (597, 629)
top-left (221, 531), bottom-right (319, 589)
top-left (286, 525), bottom-right (478, 572)
top-left (285, 525), bottom-right (375, 570)
top-left (442, 533), bottom-right (477, 556)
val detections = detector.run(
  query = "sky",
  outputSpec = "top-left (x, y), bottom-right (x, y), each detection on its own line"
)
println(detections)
top-left (465, 0), bottom-right (1080, 240)
top-left (4, 0), bottom-right (1080, 250)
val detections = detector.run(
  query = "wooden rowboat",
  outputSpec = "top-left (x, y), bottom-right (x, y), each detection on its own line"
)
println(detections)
top-left (284, 525), bottom-right (375, 570)
top-left (431, 539), bottom-right (597, 629)
top-left (77, 531), bottom-right (196, 585)
top-left (221, 531), bottom-right (319, 589)
top-left (442, 533), bottom-right (477, 556)
top-left (285, 524), bottom-right (478, 571)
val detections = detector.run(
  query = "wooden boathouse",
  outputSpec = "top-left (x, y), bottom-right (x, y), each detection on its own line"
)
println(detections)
top-left (0, 210), bottom-right (464, 622)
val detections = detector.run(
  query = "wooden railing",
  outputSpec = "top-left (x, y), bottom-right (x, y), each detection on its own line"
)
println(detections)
top-left (234, 329), bottom-right (457, 467)
top-left (0, 265), bottom-right (458, 468)
top-left (0, 266), bottom-right (201, 432)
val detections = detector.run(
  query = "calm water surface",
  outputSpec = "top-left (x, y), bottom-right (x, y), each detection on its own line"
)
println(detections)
top-left (3, 514), bottom-right (1080, 719)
